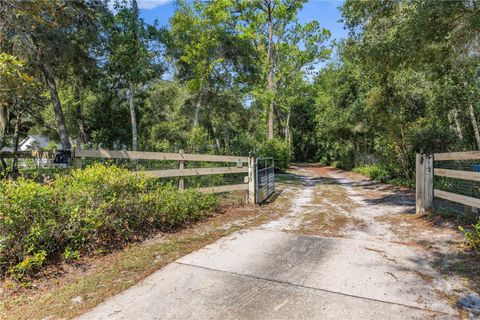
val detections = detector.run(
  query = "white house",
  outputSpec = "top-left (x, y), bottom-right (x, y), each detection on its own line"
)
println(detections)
top-left (1, 135), bottom-right (59, 167)
top-left (18, 135), bottom-right (57, 151)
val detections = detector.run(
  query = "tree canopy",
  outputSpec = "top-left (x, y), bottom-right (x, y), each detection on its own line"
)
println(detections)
top-left (0, 0), bottom-right (478, 179)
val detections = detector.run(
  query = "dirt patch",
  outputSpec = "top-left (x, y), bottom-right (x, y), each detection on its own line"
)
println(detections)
top-left (287, 165), bottom-right (479, 315)
top-left (295, 164), bottom-right (338, 177)
top-left (299, 210), bottom-right (367, 237)
top-left (414, 270), bottom-right (434, 283)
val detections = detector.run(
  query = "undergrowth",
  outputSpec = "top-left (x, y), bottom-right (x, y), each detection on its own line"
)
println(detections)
top-left (352, 164), bottom-right (414, 188)
top-left (460, 219), bottom-right (480, 251)
top-left (0, 163), bottom-right (218, 279)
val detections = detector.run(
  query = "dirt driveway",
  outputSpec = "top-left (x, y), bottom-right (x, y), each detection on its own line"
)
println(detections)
top-left (77, 165), bottom-right (479, 319)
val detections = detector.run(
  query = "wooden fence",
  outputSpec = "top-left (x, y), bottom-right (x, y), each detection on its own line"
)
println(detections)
top-left (0, 150), bottom-right (57, 168)
top-left (0, 150), bottom-right (57, 159)
top-left (416, 151), bottom-right (480, 214)
top-left (0, 148), bottom-right (258, 203)
top-left (73, 149), bottom-right (256, 203)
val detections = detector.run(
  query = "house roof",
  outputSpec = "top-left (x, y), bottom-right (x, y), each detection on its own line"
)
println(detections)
top-left (19, 135), bottom-right (52, 149)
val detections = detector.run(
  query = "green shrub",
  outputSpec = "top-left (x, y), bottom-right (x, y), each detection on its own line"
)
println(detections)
top-left (9, 251), bottom-right (47, 279)
top-left (353, 164), bottom-right (391, 182)
top-left (258, 139), bottom-right (292, 171)
top-left (0, 179), bottom-right (58, 275)
top-left (331, 160), bottom-right (340, 168)
top-left (0, 164), bottom-right (218, 278)
top-left (460, 219), bottom-right (480, 250)
top-left (63, 247), bottom-right (80, 261)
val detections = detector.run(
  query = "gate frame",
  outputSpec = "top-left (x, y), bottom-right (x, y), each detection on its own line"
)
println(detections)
top-left (248, 155), bottom-right (256, 204)
top-left (255, 157), bottom-right (275, 204)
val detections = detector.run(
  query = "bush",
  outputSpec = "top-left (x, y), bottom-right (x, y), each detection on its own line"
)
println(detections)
top-left (258, 139), bottom-right (292, 171)
top-left (0, 164), bottom-right (218, 278)
top-left (460, 219), bottom-right (480, 250)
top-left (352, 164), bottom-right (391, 182)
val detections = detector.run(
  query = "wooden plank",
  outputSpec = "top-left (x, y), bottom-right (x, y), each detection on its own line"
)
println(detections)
top-left (138, 166), bottom-right (248, 178)
top-left (425, 155), bottom-right (433, 209)
top-left (0, 150), bottom-right (56, 159)
top-left (199, 183), bottom-right (248, 194)
top-left (434, 168), bottom-right (480, 182)
top-left (434, 189), bottom-right (480, 208)
top-left (178, 149), bottom-right (184, 191)
top-left (434, 151), bottom-right (480, 161)
top-left (416, 154), bottom-right (424, 214)
top-left (75, 149), bottom-right (248, 163)
top-left (248, 156), bottom-right (255, 204)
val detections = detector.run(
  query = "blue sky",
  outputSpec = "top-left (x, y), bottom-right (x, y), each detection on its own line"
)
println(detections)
top-left (138, 0), bottom-right (348, 42)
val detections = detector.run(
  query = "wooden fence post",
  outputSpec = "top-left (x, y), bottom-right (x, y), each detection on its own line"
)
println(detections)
top-left (178, 149), bottom-right (184, 191)
top-left (425, 154), bottom-right (433, 210)
top-left (416, 153), bottom-right (433, 214)
top-left (248, 154), bottom-right (256, 204)
top-left (72, 148), bottom-right (83, 169)
top-left (416, 153), bottom-right (423, 214)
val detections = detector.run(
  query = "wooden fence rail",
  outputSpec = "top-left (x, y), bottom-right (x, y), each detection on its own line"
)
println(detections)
top-left (0, 150), bottom-right (57, 159)
top-left (433, 151), bottom-right (480, 161)
top-left (139, 167), bottom-right (248, 178)
top-left (73, 148), bottom-right (255, 202)
top-left (74, 149), bottom-right (249, 163)
top-left (0, 148), bottom-right (257, 203)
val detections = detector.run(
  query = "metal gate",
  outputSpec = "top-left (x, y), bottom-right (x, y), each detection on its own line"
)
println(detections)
top-left (256, 157), bottom-right (275, 204)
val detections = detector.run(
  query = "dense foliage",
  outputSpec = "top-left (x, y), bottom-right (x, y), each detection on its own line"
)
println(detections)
top-left (1, 0), bottom-right (477, 178)
top-left (0, 164), bottom-right (218, 278)
top-left (1, 0), bottom-right (480, 253)
top-left (0, 0), bottom-right (332, 171)
top-left (311, 0), bottom-right (480, 182)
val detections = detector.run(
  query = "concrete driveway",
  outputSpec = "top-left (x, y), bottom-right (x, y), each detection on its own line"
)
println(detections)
top-left (77, 166), bottom-right (476, 320)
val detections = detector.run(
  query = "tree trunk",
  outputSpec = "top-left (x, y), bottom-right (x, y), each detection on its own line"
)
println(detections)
top-left (212, 125), bottom-right (221, 150)
top-left (12, 111), bottom-right (21, 173)
top-left (464, 81), bottom-right (480, 150)
top-left (0, 101), bottom-right (8, 173)
top-left (39, 63), bottom-right (71, 150)
top-left (73, 83), bottom-right (88, 145)
top-left (285, 110), bottom-right (291, 144)
top-left (266, 1), bottom-right (274, 140)
top-left (193, 93), bottom-right (202, 128)
top-left (273, 105), bottom-right (284, 139)
top-left (468, 101), bottom-right (480, 150)
top-left (450, 107), bottom-right (463, 140)
top-left (268, 100), bottom-right (274, 140)
top-left (0, 102), bottom-right (8, 150)
top-left (129, 0), bottom-right (139, 151)
top-left (129, 82), bottom-right (138, 151)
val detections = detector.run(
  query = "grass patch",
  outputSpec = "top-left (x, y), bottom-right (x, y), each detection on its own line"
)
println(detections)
top-left (1, 234), bottom-right (216, 319)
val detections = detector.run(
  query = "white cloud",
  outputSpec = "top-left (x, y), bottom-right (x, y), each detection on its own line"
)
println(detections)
top-left (137, 0), bottom-right (172, 9)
